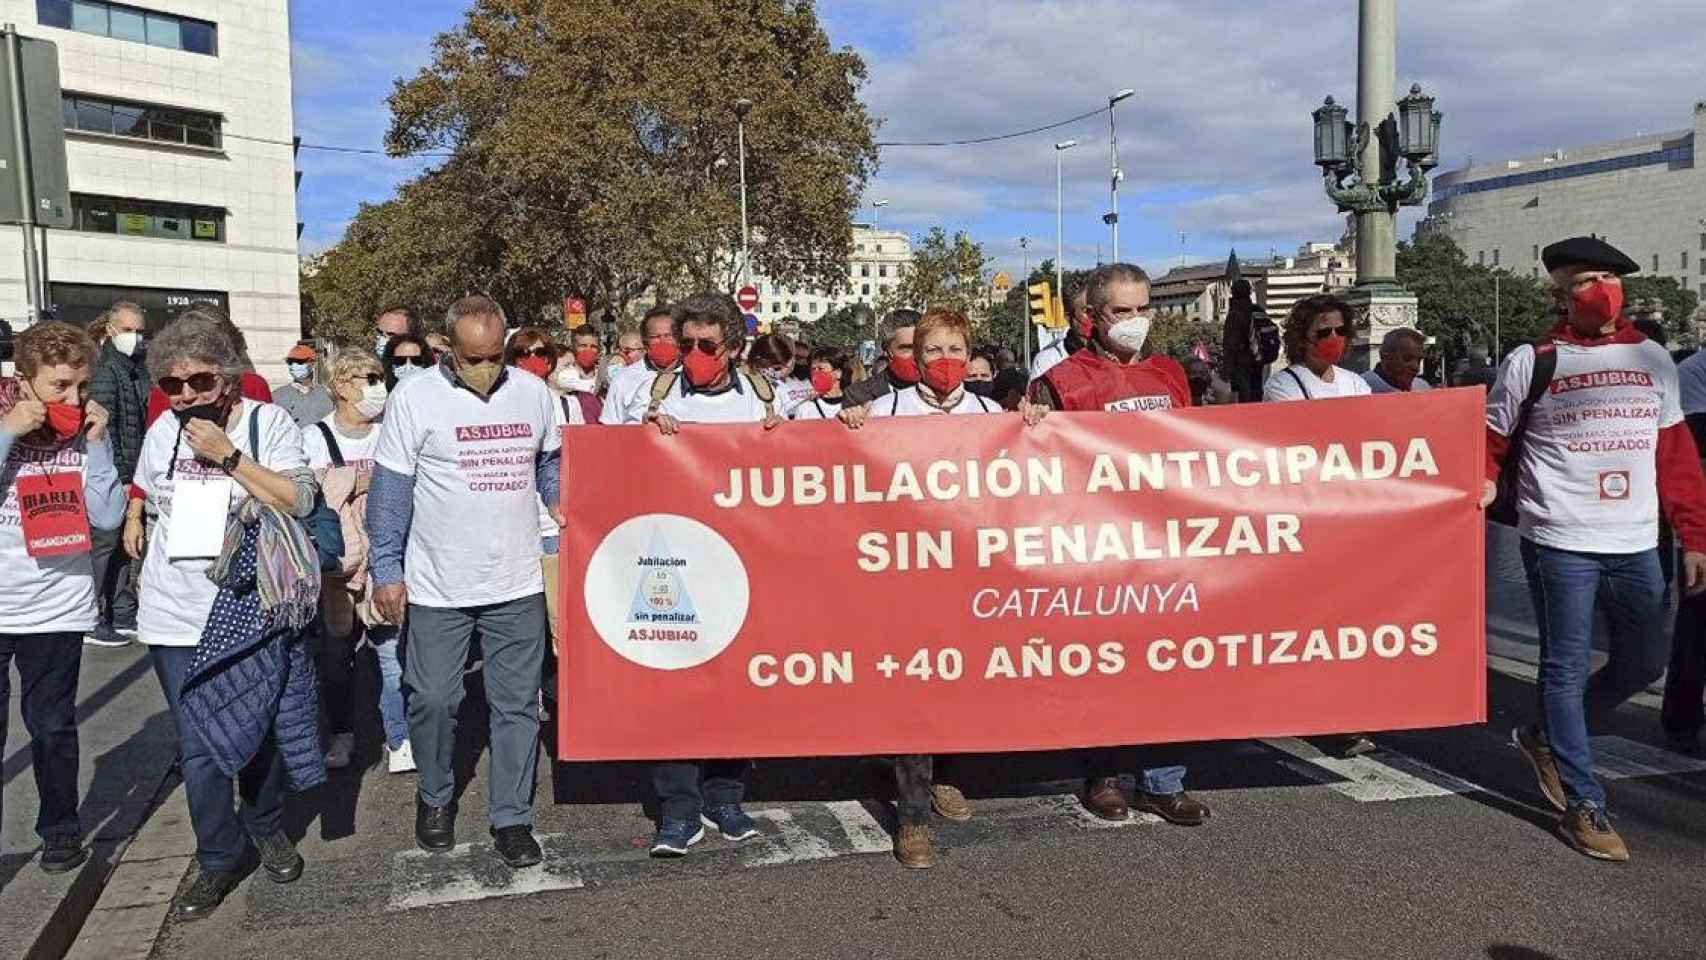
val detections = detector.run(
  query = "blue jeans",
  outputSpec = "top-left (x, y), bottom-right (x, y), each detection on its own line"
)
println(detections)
top-left (370, 626), bottom-right (409, 749)
top-left (150, 645), bottom-right (286, 872)
top-left (1520, 541), bottom-right (1669, 810)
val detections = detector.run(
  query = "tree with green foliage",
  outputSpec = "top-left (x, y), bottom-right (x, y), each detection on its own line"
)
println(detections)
top-left (1623, 275), bottom-right (1700, 343)
top-left (1397, 233), bottom-right (1553, 363)
top-left (876, 228), bottom-right (989, 320)
top-left (304, 0), bottom-right (879, 345)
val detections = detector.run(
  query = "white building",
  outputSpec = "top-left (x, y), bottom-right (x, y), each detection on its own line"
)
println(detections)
top-left (1420, 101), bottom-right (1705, 305)
top-left (1263, 241), bottom-right (1356, 321)
top-left (748, 224), bottom-right (912, 323)
top-left (0, 0), bottom-right (300, 374)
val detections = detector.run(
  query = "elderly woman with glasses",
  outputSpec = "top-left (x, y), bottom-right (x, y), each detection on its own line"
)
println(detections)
top-left (124, 310), bottom-right (319, 920)
top-left (1262, 294), bottom-right (1372, 402)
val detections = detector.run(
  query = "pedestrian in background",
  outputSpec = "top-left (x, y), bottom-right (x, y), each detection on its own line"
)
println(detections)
top-left (840, 309), bottom-right (921, 415)
top-left (86, 301), bottom-right (149, 648)
top-left (602, 304), bottom-right (681, 425)
top-left (1663, 346), bottom-right (1706, 757)
top-left (0, 321), bottom-right (123, 874)
top-left (369, 296), bottom-right (560, 869)
top-left (1365, 328), bottom-right (1432, 394)
top-left (555, 326), bottom-right (605, 421)
top-left (792, 345), bottom-right (854, 420)
top-left (381, 333), bottom-right (435, 391)
top-left (1263, 294), bottom-right (1372, 402)
top-left (273, 341), bottom-right (334, 427)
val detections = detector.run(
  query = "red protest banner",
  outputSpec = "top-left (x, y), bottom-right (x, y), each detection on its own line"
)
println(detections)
top-left (558, 389), bottom-right (1486, 761)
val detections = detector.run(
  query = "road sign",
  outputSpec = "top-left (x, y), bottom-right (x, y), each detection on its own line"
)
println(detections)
top-left (744, 312), bottom-right (759, 334)
top-left (736, 286), bottom-right (760, 312)
top-left (563, 297), bottom-right (587, 328)
top-left (0, 30), bottom-right (70, 229)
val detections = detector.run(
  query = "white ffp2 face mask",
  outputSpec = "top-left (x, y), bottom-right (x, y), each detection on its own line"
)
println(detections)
top-left (111, 331), bottom-right (141, 356)
top-left (1106, 315), bottom-right (1152, 354)
top-left (354, 383), bottom-right (388, 419)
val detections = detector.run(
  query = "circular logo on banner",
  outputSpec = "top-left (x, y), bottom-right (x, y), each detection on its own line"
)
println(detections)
top-left (584, 514), bottom-right (749, 670)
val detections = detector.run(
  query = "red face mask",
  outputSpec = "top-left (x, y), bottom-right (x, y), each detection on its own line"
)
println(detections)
top-left (810, 369), bottom-right (838, 395)
top-left (887, 353), bottom-right (919, 384)
top-left (574, 346), bottom-right (600, 372)
top-left (1312, 334), bottom-right (1347, 366)
top-left (683, 349), bottom-right (726, 388)
top-left (44, 402), bottom-right (84, 440)
top-left (1572, 278), bottom-right (1624, 330)
top-left (922, 357), bottom-right (968, 395)
top-left (647, 340), bottom-right (680, 369)
top-left (517, 356), bottom-right (552, 380)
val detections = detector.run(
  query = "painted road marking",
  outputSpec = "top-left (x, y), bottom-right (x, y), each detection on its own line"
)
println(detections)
top-left (389, 834), bottom-right (584, 911)
top-left (1591, 735), bottom-right (1706, 780)
top-left (824, 800), bottom-right (894, 854)
top-left (1486, 649), bottom-right (1664, 711)
top-left (1260, 737), bottom-right (1491, 802)
top-left (744, 808), bottom-right (839, 866)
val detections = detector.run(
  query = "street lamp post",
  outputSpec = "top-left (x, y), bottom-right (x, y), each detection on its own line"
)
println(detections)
top-left (1107, 88), bottom-right (1135, 262)
top-left (871, 198), bottom-right (889, 232)
top-left (1054, 139), bottom-right (1077, 302)
top-left (1310, 0), bottom-right (1441, 370)
top-left (735, 98), bottom-right (753, 289)
top-left (1019, 235), bottom-right (1031, 371)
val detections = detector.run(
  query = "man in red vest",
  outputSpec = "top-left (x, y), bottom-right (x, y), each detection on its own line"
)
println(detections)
top-left (1026, 262), bottom-right (1208, 827)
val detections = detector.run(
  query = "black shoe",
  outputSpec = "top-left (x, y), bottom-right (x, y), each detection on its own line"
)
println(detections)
top-left (178, 870), bottom-right (237, 921)
top-left (490, 825), bottom-right (543, 868)
top-left (39, 834), bottom-right (87, 874)
top-left (253, 831), bottom-right (304, 883)
top-left (416, 801), bottom-right (455, 852)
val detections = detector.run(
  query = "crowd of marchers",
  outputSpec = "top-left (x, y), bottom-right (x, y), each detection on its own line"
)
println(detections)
top-left (3, 235), bottom-right (1705, 918)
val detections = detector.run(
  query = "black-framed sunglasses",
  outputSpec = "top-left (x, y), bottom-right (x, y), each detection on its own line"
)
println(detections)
top-left (516, 346), bottom-right (554, 359)
top-left (388, 354), bottom-right (435, 368)
top-left (157, 372), bottom-right (221, 396)
top-left (681, 337), bottom-right (731, 356)
top-left (1312, 324), bottom-right (1353, 341)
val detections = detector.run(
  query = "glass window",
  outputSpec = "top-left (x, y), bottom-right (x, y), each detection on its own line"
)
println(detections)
top-left (71, 0), bottom-right (106, 34)
top-left (1532, 244), bottom-right (1539, 261)
top-left (1477, 251), bottom-right (1485, 266)
top-left (179, 18), bottom-right (215, 55)
top-left (108, 5), bottom-right (145, 42)
top-left (148, 110), bottom-right (185, 144)
top-left (860, 264), bottom-right (870, 277)
top-left (878, 265), bottom-right (888, 278)
top-left (37, 0), bottom-right (73, 29)
top-left (145, 13), bottom-right (180, 49)
top-left (152, 210), bottom-right (189, 241)
top-left (77, 195), bottom-right (115, 232)
top-left (74, 98), bottom-right (113, 134)
top-left (60, 97), bottom-right (77, 130)
top-left (73, 193), bottom-right (222, 242)
top-left (1654, 254), bottom-right (1661, 273)
top-left (112, 104), bottom-right (145, 138)
top-left (861, 283), bottom-right (870, 296)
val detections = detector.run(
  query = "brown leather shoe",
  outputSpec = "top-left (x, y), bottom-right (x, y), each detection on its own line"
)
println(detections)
top-left (930, 784), bottom-right (972, 822)
top-left (1134, 790), bottom-right (1211, 826)
top-left (1082, 777), bottom-right (1129, 821)
top-left (893, 824), bottom-right (935, 869)
top-left (1558, 805), bottom-right (1629, 862)
top-left (1512, 725), bottom-right (1567, 812)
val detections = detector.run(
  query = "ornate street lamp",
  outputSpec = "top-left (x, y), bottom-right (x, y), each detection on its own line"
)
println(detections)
top-left (1397, 84), bottom-right (1438, 163)
top-left (1316, 83), bottom-right (1440, 216)
top-left (1312, 96), bottom-right (1351, 170)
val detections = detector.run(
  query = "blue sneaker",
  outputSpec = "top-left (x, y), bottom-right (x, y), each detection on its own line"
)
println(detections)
top-left (649, 818), bottom-right (704, 858)
top-left (701, 803), bottom-right (761, 842)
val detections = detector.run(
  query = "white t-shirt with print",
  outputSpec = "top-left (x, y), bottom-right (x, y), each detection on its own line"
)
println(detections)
top-left (135, 401), bottom-right (308, 646)
top-left (601, 361), bottom-right (669, 425)
top-left (1488, 339), bottom-right (1683, 553)
top-left (303, 414), bottom-right (382, 474)
top-left (872, 385), bottom-right (999, 417)
top-left (374, 368), bottom-right (561, 608)
top-left (536, 393), bottom-right (585, 540)
top-left (776, 377), bottom-right (816, 417)
top-left (1263, 364), bottom-right (1373, 402)
top-left (0, 436), bottom-right (98, 633)
top-left (656, 373), bottom-right (772, 424)
top-left (792, 396), bottom-right (845, 420)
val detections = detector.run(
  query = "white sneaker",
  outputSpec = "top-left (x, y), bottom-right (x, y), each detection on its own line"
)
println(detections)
top-left (386, 740), bottom-right (417, 774)
top-left (324, 733), bottom-right (355, 770)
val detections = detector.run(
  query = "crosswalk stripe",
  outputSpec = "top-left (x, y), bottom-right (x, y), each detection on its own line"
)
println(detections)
top-left (1259, 737), bottom-right (1488, 802)
top-left (389, 835), bottom-right (584, 911)
top-left (1591, 735), bottom-right (1706, 780)
top-left (823, 800), bottom-right (894, 854)
top-left (744, 807), bottom-right (840, 866)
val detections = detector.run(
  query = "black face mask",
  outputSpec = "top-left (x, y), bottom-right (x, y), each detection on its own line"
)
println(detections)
top-left (174, 394), bottom-right (232, 427)
top-left (965, 380), bottom-right (998, 399)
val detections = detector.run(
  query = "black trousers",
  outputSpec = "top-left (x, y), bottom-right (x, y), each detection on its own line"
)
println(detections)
top-left (1663, 587), bottom-right (1706, 736)
top-left (651, 759), bottom-right (748, 822)
top-left (893, 754), bottom-right (961, 826)
top-left (89, 522), bottom-right (138, 629)
top-left (0, 632), bottom-right (83, 840)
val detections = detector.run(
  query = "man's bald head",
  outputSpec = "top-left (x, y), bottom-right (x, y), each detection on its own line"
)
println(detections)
top-left (445, 296), bottom-right (507, 363)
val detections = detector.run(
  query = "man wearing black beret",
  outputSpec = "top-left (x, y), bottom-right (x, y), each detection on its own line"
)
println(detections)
top-left (1483, 235), bottom-right (1706, 862)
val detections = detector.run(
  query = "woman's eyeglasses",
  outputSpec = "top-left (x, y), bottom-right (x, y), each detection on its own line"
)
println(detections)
top-left (1312, 324), bottom-right (1352, 341)
top-left (388, 354), bottom-right (435, 368)
top-left (681, 337), bottom-right (729, 356)
top-left (348, 373), bottom-right (384, 386)
top-left (157, 372), bottom-right (221, 396)
top-left (516, 346), bottom-right (554, 359)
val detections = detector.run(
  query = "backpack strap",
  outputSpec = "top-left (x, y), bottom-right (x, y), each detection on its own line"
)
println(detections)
top-left (645, 370), bottom-right (680, 420)
top-left (740, 371), bottom-right (776, 418)
top-left (1285, 367), bottom-right (1312, 400)
top-left (246, 400), bottom-right (259, 456)
top-left (314, 421), bottom-right (345, 467)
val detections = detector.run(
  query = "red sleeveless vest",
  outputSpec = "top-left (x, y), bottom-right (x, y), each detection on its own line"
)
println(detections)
top-left (1041, 350), bottom-right (1191, 413)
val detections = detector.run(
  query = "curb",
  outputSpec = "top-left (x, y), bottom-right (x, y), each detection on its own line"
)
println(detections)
top-left (60, 772), bottom-right (193, 960)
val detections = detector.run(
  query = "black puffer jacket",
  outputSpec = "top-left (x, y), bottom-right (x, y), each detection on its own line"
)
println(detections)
top-left (87, 340), bottom-right (149, 482)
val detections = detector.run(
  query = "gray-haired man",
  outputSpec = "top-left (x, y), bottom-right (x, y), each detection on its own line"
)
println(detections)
top-left (1364, 328), bottom-right (1432, 394)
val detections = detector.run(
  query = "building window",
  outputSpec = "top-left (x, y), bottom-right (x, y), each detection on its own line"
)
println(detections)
top-left (860, 264), bottom-right (870, 277)
top-left (61, 93), bottom-right (222, 149)
top-left (1477, 250), bottom-right (1485, 266)
top-left (875, 244), bottom-right (883, 253)
top-left (1532, 244), bottom-right (1539, 261)
top-left (878, 265), bottom-right (888, 278)
top-left (71, 193), bottom-right (224, 241)
top-left (855, 243), bottom-right (865, 253)
top-left (37, 1), bottom-right (218, 55)
top-left (1654, 254), bottom-right (1661, 273)
top-left (861, 283), bottom-right (870, 296)
top-left (1684, 252), bottom-right (1690, 270)
top-left (1700, 233), bottom-right (1706, 252)
top-left (1492, 249), bottom-right (1500, 267)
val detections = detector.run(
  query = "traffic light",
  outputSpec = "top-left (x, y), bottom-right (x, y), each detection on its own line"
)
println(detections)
top-left (1027, 281), bottom-right (1054, 329)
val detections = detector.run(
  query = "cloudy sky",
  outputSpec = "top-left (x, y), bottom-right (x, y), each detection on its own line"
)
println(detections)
top-left (290, 0), bottom-right (1706, 280)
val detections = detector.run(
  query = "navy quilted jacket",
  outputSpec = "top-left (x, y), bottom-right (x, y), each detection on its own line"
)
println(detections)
top-left (180, 527), bottom-right (326, 793)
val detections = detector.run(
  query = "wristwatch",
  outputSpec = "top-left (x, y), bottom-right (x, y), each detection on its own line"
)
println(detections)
top-left (220, 449), bottom-right (243, 473)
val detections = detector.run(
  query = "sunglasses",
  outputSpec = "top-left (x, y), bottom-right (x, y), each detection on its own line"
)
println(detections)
top-left (1312, 324), bottom-right (1352, 341)
top-left (347, 373), bottom-right (384, 386)
top-left (158, 372), bottom-right (221, 396)
top-left (516, 346), bottom-right (554, 359)
top-left (389, 354), bottom-right (435, 368)
top-left (681, 337), bottom-right (731, 356)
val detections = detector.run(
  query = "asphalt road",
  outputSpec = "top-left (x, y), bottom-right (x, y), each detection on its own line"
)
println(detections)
top-left (142, 527), bottom-right (1706, 960)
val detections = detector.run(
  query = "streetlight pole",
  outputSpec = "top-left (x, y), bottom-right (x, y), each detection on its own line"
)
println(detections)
top-left (871, 198), bottom-right (889, 232)
top-left (1107, 88), bottom-right (1135, 262)
top-left (735, 98), bottom-right (753, 289)
top-left (1493, 272), bottom-right (1501, 359)
top-left (1019, 236), bottom-right (1032, 370)
top-left (1054, 139), bottom-right (1076, 301)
